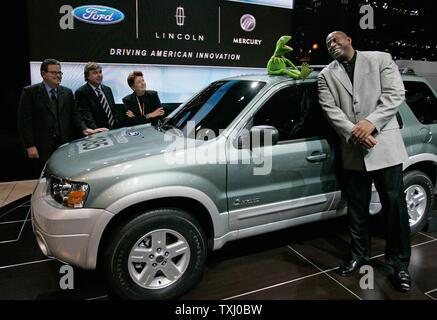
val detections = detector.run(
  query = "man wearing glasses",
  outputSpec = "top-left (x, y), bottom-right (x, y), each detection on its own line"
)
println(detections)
top-left (17, 58), bottom-right (100, 177)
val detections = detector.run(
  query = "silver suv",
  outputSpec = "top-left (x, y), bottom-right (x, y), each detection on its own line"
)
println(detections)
top-left (31, 71), bottom-right (437, 299)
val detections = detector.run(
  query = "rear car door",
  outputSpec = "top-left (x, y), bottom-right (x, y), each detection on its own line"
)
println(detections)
top-left (403, 80), bottom-right (437, 153)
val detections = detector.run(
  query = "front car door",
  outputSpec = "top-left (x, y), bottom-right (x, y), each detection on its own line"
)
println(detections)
top-left (226, 81), bottom-right (342, 231)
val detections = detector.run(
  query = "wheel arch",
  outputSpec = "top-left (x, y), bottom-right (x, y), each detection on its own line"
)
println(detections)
top-left (96, 195), bottom-right (217, 270)
top-left (404, 159), bottom-right (437, 191)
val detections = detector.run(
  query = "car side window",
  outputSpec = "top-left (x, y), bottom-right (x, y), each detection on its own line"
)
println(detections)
top-left (252, 82), bottom-right (332, 142)
top-left (404, 81), bottom-right (437, 125)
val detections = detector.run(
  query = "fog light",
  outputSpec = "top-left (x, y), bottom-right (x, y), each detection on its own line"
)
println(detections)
top-left (35, 231), bottom-right (50, 256)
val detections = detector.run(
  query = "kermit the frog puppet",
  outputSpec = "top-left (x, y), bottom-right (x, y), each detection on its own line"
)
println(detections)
top-left (267, 35), bottom-right (313, 80)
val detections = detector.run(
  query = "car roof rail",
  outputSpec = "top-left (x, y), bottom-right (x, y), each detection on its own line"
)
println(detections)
top-left (399, 67), bottom-right (416, 75)
top-left (308, 65), bottom-right (327, 71)
top-left (287, 65), bottom-right (326, 71)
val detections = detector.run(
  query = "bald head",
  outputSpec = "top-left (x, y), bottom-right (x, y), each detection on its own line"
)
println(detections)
top-left (326, 31), bottom-right (348, 42)
top-left (326, 31), bottom-right (355, 62)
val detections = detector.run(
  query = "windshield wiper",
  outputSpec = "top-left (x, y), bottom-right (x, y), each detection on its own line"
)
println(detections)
top-left (160, 123), bottom-right (178, 131)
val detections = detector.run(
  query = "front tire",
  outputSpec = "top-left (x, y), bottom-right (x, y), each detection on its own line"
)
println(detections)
top-left (103, 208), bottom-right (207, 300)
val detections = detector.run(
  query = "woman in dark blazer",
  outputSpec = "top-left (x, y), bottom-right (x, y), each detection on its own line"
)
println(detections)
top-left (122, 71), bottom-right (165, 126)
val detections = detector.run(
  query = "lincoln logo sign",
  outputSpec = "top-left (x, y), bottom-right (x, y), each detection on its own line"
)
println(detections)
top-left (73, 5), bottom-right (125, 25)
top-left (175, 6), bottom-right (186, 26)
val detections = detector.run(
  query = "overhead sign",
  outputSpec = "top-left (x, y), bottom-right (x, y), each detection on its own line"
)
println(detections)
top-left (226, 0), bottom-right (294, 9)
top-left (72, 5), bottom-right (125, 25)
top-left (27, 0), bottom-right (293, 68)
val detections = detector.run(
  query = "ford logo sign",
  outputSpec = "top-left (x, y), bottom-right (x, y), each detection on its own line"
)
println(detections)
top-left (73, 5), bottom-right (125, 25)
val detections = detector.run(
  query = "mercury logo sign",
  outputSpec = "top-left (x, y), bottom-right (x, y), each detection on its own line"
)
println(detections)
top-left (234, 13), bottom-right (261, 46)
top-left (175, 6), bottom-right (186, 26)
top-left (240, 14), bottom-right (256, 32)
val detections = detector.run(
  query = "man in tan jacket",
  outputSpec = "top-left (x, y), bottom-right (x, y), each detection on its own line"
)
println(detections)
top-left (318, 31), bottom-right (411, 291)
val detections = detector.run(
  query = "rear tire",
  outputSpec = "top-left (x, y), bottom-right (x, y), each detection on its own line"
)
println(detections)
top-left (103, 208), bottom-right (207, 300)
top-left (403, 170), bottom-right (433, 235)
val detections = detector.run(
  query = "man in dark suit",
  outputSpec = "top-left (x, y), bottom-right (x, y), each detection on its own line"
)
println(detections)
top-left (122, 71), bottom-right (164, 127)
top-left (75, 62), bottom-right (124, 130)
top-left (17, 58), bottom-right (98, 177)
top-left (318, 31), bottom-right (411, 291)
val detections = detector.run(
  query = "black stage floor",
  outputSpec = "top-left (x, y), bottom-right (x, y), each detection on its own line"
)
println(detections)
top-left (1, 195), bottom-right (436, 301)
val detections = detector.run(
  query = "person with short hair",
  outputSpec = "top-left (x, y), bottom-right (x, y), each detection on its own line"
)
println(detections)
top-left (122, 71), bottom-right (164, 126)
top-left (75, 62), bottom-right (122, 130)
top-left (17, 58), bottom-right (97, 177)
top-left (318, 31), bottom-right (412, 291)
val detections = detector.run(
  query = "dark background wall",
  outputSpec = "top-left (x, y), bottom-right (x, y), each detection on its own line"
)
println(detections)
top-left (1, 1), bottom-right (32, 181)
top-left (290, 0), bottom-right (436, 64)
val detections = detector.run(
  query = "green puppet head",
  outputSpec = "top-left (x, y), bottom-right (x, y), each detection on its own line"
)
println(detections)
top-left (274, 35), bottom-right (293, 57)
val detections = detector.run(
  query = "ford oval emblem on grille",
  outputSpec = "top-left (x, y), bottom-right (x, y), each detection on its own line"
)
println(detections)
top-left (127, 131), bottom-right (140, 136)
top-left (73, 5), bottom-right (125, 25)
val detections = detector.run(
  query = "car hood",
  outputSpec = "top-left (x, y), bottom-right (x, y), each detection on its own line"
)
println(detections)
top-left (46, 125), bottom-right (186, 178)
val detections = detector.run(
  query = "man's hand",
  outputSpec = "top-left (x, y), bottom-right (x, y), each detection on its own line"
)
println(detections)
top-left (126, 110), bottom-right (135, 118)
top-left (83, 128), bottom-right (109, 136)
top-left (351, 120), bottom-right (376, 141)
top-left (94, 127), bottom-right (109, 133)
top-left (27, 146), bottom-right (39, 159)
top-left (357, 135), bottom-right (378, 149)
top-left (83, 128), bottom-right (95, 136)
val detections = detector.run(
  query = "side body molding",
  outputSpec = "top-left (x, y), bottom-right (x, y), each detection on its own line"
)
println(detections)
top-left (105, 186), bottom-right (228, 238)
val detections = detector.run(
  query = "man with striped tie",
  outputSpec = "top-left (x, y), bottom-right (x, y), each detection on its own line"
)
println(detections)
top-left (75, 62), bottom-right (124, 131)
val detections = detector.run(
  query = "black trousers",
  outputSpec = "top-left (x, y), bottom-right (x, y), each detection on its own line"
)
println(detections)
top-left (343, 164), bottom-right (411, 270)
top-left (30, 159), bottom-right (45, 179)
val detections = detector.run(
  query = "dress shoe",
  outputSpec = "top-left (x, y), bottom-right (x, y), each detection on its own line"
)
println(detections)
top-left (392, 269), bottom-right (411, 291)
top-left (336, 258), bottom-right (368, 277)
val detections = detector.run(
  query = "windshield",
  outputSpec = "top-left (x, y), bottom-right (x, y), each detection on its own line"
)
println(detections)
top-left (160, 80), bottom-right (265, 139)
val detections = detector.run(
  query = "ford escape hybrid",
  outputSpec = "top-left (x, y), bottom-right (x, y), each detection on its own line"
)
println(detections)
top-left (31, 70), bottom-right (437, 299)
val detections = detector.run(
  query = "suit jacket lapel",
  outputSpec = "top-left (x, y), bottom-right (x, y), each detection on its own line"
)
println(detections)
top-left (87, 83), bottom-right (101, 107)
top-left (353, 51), bottom-right (369, 93)
top-left (57, 85), bottom-right (64, 113)
top-left (330, 61), bottom-right (353, 96)
top-left (38, 82), bottom-right (56, 116)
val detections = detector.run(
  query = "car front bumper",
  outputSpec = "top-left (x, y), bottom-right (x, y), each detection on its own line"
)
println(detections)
top-left (31, 178), bottom-right (114, 269)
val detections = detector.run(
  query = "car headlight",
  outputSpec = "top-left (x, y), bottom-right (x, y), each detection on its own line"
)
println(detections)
top-left (50, 176), bottom-right (89, 208)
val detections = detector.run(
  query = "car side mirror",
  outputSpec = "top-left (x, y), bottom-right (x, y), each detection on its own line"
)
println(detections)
top-left (236, 125), bottom-right (279, 149)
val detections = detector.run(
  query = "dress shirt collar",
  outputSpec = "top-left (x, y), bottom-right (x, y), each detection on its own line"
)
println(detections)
top-left (88, 82), bottom-right (102, 94)
top-left (43, 81), bottom-right (57, 98)
top-left (342, 50), bottom-right (357, 71)
top-left (341, 50), bottom-right (357, 84)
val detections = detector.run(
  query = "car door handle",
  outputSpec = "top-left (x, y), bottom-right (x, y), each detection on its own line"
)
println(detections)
top-left (306, 152), bottom-right (328, 162)
top-left (419, 127), bottom-right (433, 143)
top-left (426, 130), bottom-right (433, 143)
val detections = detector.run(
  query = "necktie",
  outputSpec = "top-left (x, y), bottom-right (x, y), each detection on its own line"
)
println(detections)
top-left (50, 88), bottom-right (61, 138)
top-left (50, 88), bottom-right (57, 103)
top-left (96, 87), bottom-right (115, 127)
